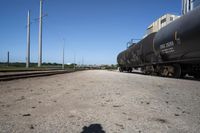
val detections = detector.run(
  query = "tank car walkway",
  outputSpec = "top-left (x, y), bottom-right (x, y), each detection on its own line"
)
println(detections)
top-left (0, 70), bottom-right (200, 133)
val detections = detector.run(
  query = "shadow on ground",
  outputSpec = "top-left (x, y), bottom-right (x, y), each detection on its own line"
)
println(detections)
top-left (81, 124), bottom-right (105, 133)
top-left (122, 71), bottom-right (200, 81)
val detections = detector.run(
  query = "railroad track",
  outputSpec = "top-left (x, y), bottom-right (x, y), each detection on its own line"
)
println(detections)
top-left (0, 70), bottom-right (75, 81)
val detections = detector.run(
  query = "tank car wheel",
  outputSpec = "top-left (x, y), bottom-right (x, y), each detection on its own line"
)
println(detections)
top-left (172, 64), bottom-right (182, 78)
top-left (158, 64), bottom-right (181, 78)
top-left (119, 67), bottom-right (123, 72)
top-left (128, 67), bottom-right (132, 73)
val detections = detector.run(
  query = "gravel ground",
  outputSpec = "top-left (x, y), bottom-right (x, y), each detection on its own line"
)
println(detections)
top-left (0, 70), bottom-right (200, 133)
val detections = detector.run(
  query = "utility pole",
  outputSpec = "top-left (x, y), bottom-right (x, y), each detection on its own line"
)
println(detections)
top-left (82, 57), bottom-right (84, 67)
top-left (74, 53), bottom-right (76, 70)
top-left (7, 51), bottom-right (9, 67)
top-left (38, 0), bottom-right (43, 67)
top-left (26, 10), bottom-right (30, 68)
top-left (62, 39), bottom-right (65, 70)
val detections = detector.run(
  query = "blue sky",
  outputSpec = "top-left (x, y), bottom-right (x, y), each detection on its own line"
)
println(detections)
top-left (0, 0), bottom-right (181, 65)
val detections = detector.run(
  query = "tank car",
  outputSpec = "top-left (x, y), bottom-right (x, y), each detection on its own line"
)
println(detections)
top-left (117, 6), bottom-right (200, 78)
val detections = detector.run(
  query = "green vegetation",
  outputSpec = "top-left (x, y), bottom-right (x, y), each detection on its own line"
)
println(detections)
top-left (0, 62), bottom-right (74, 72)
top-left (0, 62), bottom-right (117, 72)
top-left (100, 64), bottom-right (118, 70)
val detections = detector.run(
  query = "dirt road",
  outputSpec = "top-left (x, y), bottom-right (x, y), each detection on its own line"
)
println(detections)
top-left (0, 70), bottom-right (200, 133)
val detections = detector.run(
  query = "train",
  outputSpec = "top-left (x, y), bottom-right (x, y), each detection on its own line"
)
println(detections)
top-left (117, 6), bottom-right (200, 78)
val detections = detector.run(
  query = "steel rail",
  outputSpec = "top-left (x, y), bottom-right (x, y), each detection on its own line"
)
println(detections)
top-left (0, 70), bottom-right (75, 81)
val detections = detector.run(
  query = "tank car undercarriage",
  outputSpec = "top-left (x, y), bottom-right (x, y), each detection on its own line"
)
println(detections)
top-left (142, 64), bottom-right (182, 78)
top-left (119, 63), bottom-right (200, 79)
